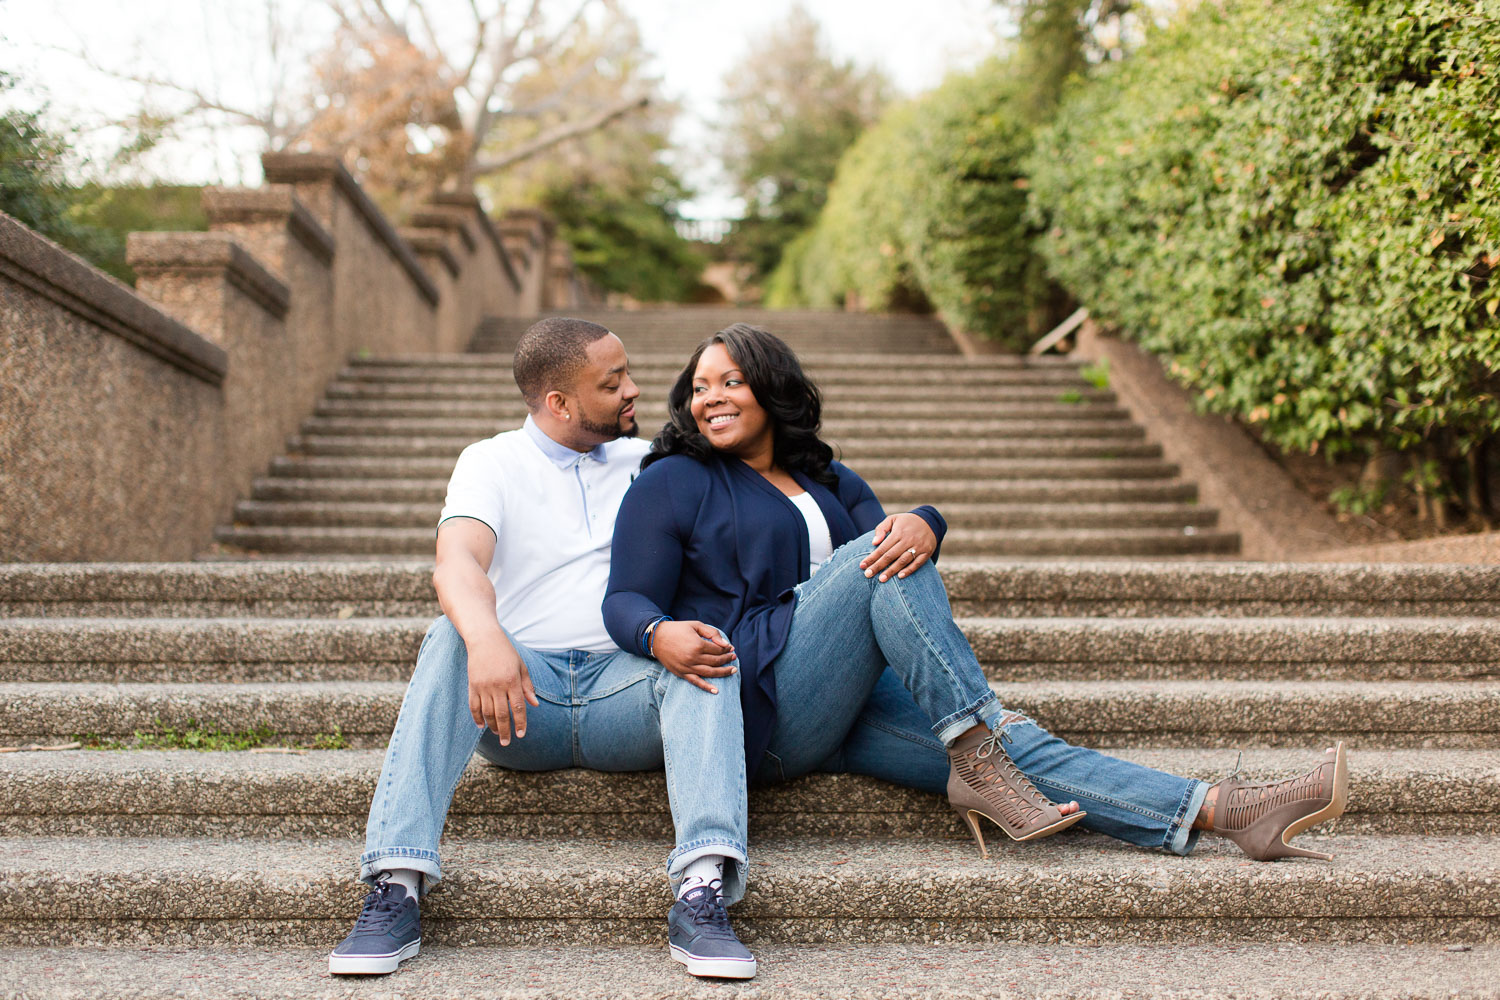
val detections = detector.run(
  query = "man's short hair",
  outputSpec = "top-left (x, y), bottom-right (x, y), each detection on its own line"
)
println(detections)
top-left (512, 317), bottom-right (613, 409)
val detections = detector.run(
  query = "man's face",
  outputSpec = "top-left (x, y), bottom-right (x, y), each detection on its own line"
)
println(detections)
top-left (569, 334), bottom-right (640, 442)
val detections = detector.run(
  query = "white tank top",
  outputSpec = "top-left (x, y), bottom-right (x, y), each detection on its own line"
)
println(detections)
top-left (788, 491), bottom-right (834, 574)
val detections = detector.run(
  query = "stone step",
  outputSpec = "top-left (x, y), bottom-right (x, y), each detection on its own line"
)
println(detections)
top-left (341, 365), bottom-right (1090, 388)
top-left (265, 456), bottom-right (1184, 481)
top-left (283, 434), bottom-right (1166, 462)
top-left (3, 834), bottom-right (1495, 945)
top-left (331, 360), bottom-right (1106, 382)
top-left (470, 328), bottom-right (959, 342)
top-left (468, 330), bottom-right (963, 351)
top-left (209, 525), bottom-right (1236, 557)
top-left (228, 500), bottom-right (1216, 532)
top-left (319, 391), bottom-right (1130, 423)
top-left (945, 527), bottom-right (1239, 557)
top-left (4, 942), bottom-right (1495, 999)
top-left (304, 405), bottom-right (1143, 436)
top-left (481, 308), bottom-right (958, 326)
top-left (356, 350), bottom-right (1077, 370)
top-left (2, 678), bottom-right (1494, 747)
top-left (327, 387), bottom-right (1118, 413)
top-left (7, 561), bottom-right (1498, 620)
top-left (1, 748), bottom-right (1491, 838)
top-left (248, 476), bottom-right (1202, 506)
top-left (467, 337), bottom-right (964, 355)
top-left (7, 615), bottom-right (1494, 682)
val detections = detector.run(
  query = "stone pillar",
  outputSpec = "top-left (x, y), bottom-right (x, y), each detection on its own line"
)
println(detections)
top-left (202, 186), bottom-right (337, 427)
top-left (127, 232), bottom-right (293, 525)
top-left (261, 153), bottom-right (440, 356)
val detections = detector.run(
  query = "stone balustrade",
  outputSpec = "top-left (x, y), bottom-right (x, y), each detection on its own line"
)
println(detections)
top-left (0, 152), bottom-right (586, 561)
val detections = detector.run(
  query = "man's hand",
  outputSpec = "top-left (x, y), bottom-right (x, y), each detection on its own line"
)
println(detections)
top-left (651, 620), bottom-right (737, 694)
top-left (466, 632), bottom-right (539, 745)
top-left (860, 512), bottom-right (938, 582)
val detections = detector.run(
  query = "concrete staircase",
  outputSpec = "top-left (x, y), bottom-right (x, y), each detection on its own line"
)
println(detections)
top-left (1, 560), bottom-right (1498, 993)
top-left (471, 307), bottom-right (962, 354)
top-left (214, 306), bottom-right (1240, 559)
top-left (2, 307), bottom-right (1498, 996)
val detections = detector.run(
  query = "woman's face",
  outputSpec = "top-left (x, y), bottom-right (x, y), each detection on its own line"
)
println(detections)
top-left (690, 343), bottom-right (773, 462)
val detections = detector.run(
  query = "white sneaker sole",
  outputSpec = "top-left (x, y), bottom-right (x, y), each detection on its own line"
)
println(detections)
top-left (669, 943), bottom-right (757, 979)
top-left (328, 938), bottom-right (420, 975)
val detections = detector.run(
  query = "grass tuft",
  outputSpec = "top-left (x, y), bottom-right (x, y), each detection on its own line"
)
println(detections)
top-left (74, 719), bottom-right (351, 752)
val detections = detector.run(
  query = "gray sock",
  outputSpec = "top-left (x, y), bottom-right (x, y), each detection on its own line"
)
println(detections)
top-left (380, 868), bottom-right (422, 903)
top-left (677, 855), bottom-right (724, 899)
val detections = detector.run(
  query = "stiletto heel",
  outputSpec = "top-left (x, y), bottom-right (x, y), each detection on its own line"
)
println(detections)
top-left (1214, 742), bottom-right (1349, 861)
top-left (955, 807), bottom-right (990, 859)
top-left (947, 728), bottom-right (1086, 851)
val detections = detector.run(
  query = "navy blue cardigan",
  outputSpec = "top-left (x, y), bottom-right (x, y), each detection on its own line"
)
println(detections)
top-left (603, 452), bottom-right (947, 772)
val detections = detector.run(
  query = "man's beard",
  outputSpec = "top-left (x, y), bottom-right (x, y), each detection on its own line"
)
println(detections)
top-left (579, 411), bottom-right (638, 439)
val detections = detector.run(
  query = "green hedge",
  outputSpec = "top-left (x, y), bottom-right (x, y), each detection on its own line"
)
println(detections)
top-left (768, 60), bottom-right (1068, 346)
top-left (1029, 0), bottom-right (1500, 516)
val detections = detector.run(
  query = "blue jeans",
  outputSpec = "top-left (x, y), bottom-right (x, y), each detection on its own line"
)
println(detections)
top-left (361, 617), bottom-right (751, 903)
top-left (759, 530), bottom-right (1208, 855)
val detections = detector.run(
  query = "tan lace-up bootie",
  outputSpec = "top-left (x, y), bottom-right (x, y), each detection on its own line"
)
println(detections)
top-left (1213, 742), bottom-right (1349, 861)
top-left (947, 728), bottom-right (1086, 857)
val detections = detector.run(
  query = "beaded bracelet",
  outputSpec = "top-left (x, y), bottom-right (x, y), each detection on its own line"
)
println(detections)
top-left (644, 615), bottom-right (672, 658)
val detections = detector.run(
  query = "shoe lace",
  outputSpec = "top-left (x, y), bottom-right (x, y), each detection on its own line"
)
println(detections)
top-left (974, 733), bottom-right (1047, 807)
top-left (974, 733), bottom-right (1005, 760)
top-left (353, 875), bottom-right (408, 932)
top-left (680, 880), bottom-right (733, 938)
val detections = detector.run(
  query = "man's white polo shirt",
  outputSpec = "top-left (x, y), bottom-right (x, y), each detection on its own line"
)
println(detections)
top-left (438, 416), bottom-right (650, 653)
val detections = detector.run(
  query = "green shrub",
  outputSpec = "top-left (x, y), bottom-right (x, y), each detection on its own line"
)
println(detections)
top-left (1030, 0), bottom-right (1500, 521)
top-left (0, 74), bottom-right (117, 269)
top-left (771, 61), bottom-right (1068, 347)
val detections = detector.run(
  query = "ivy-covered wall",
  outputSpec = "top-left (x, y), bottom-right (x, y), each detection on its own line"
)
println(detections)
top-left (1030, 0), bottom-right (1499, 518)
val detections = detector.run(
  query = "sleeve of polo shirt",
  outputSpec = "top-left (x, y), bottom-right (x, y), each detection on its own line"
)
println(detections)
top-left (603, 461), bottom-right (686, 657)
top-left (437, 442), bottom-right (503, 539)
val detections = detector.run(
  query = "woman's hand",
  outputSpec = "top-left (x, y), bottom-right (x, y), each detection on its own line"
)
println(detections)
top-left (861, 512), bottom-right (937, 582)
top-left (651, 620), bottom-right (738, 694)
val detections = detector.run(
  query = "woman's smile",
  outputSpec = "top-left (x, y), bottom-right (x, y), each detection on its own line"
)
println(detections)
top-left (690, 343), bottom-right (773, 464)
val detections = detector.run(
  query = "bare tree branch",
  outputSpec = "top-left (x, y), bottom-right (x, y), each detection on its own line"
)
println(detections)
top-left (514, 0), bottom-right (592, 66)
top-left (506, 57), bottom-right (599, 119)
top-left (365, 0), bottom-right (406, 35)
top-left (406, 0), bottom-right (444, 56)
top-left (470, 93), bottom-right (648, 175)
top-left (455, 0), bottom-right (489, 92)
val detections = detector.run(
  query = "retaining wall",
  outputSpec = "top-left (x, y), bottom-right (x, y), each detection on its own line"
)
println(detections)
top-left (1074, 321), bottom-right (1352, 559)
top-left (0, 153), bottom-right (580, 561)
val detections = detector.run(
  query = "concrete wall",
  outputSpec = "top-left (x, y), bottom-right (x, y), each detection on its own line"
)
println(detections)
top-left (0, 152), bottom-right (583, 561)
top-left (0, 216), bottom-right (227, 561)
top-left (1074, 321), bottom-right (1353, 560)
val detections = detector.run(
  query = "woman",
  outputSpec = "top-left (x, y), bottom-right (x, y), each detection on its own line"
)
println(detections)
top-left (603, 324), bottom-right (1348, 861)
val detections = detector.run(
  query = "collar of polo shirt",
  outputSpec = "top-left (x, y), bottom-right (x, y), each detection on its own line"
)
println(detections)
top-left (522, 414), bottom-right (610, 467)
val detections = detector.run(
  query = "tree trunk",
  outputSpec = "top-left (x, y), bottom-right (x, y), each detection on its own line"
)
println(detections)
top-left (1465, 440), bottom-right (1496, 529)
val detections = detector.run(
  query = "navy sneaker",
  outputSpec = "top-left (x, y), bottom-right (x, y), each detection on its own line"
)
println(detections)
top-left (667, 884), bottom-right (757, 979)
top-left (328, 876), bottom-right (421, 975)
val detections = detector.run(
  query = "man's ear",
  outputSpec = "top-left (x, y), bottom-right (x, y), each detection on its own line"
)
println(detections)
top-left (543, 389), bottom-right (571, 422)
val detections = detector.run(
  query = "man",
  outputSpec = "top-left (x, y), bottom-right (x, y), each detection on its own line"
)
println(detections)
top-left (329, 317), bottom-right (756, 980)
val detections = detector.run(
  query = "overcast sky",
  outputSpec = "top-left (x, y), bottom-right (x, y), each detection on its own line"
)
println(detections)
top-left (1, 0), bottom-right (1009, 217)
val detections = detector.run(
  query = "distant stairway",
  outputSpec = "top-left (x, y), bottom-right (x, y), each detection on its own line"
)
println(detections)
top-left (215, 308), bottom-right (1239, 559)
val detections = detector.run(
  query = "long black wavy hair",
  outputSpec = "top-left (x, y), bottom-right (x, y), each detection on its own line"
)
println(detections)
top-left (642, 323), bottom-right (837, 486)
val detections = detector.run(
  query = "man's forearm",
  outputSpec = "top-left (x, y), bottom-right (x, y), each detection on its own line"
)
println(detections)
top-left (433, 557), bottom-right (507, 652)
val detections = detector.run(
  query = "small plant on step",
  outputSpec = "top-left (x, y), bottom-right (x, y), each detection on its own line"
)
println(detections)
top-left (310, 727), bottom-right (351, 750)
top-left (1079, 361), bottom-right (1110, 389)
